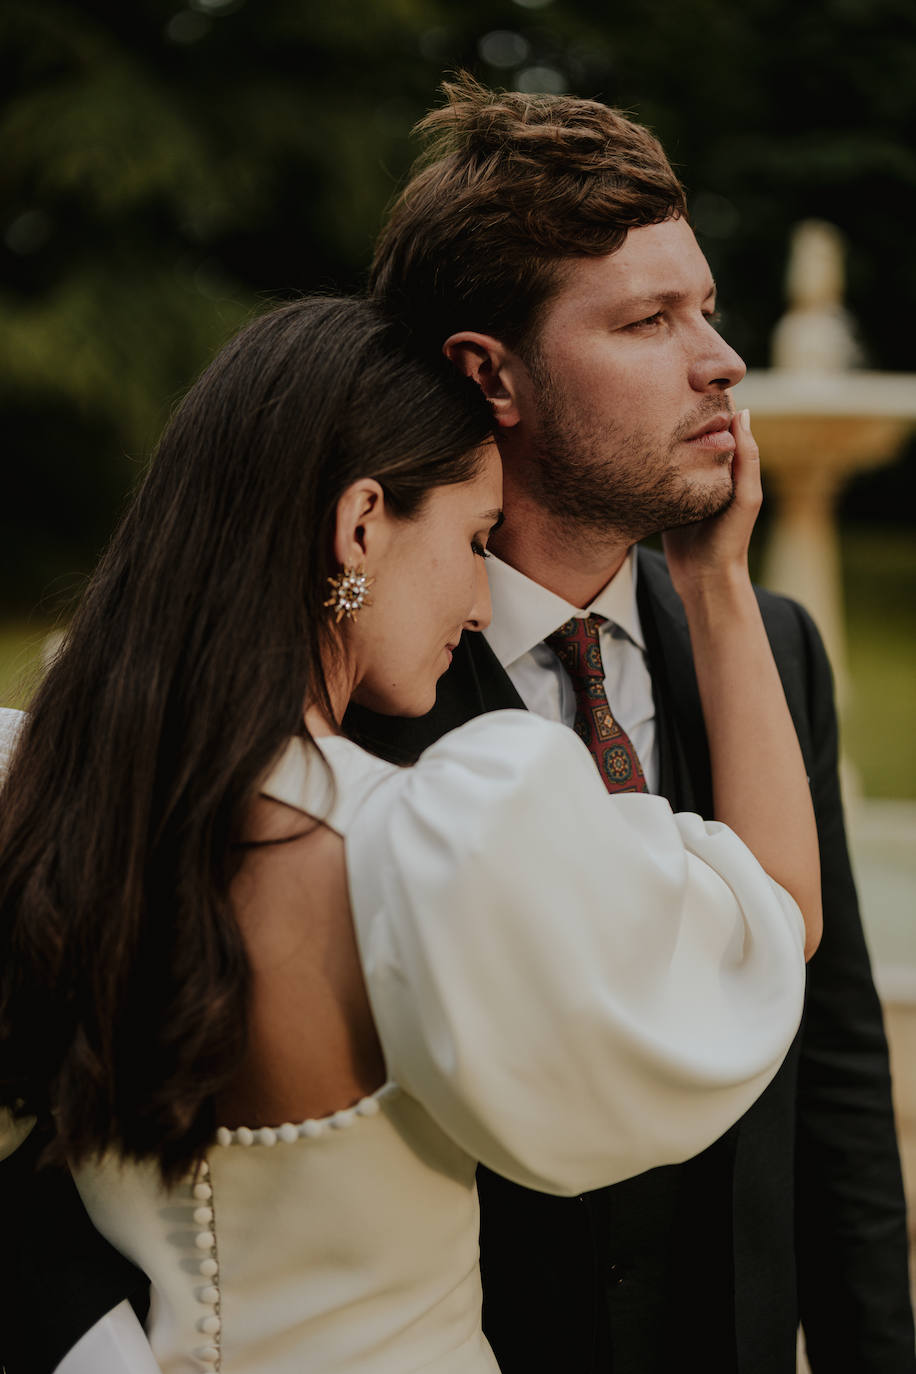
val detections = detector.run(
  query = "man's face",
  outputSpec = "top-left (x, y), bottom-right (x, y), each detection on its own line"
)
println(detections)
top-left (510, 216), bottom-right (746, 542)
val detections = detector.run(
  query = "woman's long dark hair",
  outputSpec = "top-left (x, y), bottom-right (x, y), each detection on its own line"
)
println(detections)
top-left (0, 295), bottom-right (493, 1181)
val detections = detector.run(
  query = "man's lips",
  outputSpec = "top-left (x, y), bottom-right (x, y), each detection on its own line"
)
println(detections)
top-left (683, 413), bottom-right (736, 451)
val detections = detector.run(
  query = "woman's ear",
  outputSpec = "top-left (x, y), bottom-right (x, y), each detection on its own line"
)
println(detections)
top-left (332, 478), bottom-right (389, 569)
top-left (443, 332), bottom-right (522, 429)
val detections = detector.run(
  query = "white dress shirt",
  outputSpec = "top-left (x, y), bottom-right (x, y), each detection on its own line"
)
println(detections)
top-left (483, 549), bottom-right (659, 792)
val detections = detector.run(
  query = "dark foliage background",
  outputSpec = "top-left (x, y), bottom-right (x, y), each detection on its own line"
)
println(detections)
top-left (2, 0), bottom-right (915, 611)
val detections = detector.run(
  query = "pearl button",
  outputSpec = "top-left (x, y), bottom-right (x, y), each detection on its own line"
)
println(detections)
top-left (331, 1109), bottom-right (356, 1129)
top-left (301, 1120), bottom-right (323, 1139)
top-left (257, 1127), bottom-right (277, 1146)
top-left (199, 1258), bottom-right (218, 1277)
top-left (193, 1182), bottom-right (213, 1200)
top-left (356, 1096), bottom-right (380, 1117)
top-left (216, 1127), bottom-right (232, 1147)
top-left (278, 1123), bottom-right (298, 1143)
top-left (236, 1126), bottom-right (254, 1147)
top-left (198, 1285), bottom-right (220, 1305)
top-left (196, 1345), bottom-right (219, 1363)
top-left (198, 1314), bottom-right (221, 1335)
top-left (195, 1232), bottom-right (214, 1251)
top-left (194, 1206), bottom-right (214, 1225)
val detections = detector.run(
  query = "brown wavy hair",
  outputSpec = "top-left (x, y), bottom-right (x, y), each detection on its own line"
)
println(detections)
top-left (370, 72), bottom-right (688, 354)
top-left (0, 295), bottom-right (493, 1182)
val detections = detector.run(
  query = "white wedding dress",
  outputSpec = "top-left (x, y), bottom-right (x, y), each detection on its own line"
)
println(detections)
top-left (0, 707), bottom-right (805, 1373)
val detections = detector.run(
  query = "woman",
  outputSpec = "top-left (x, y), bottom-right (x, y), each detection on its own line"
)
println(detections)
top-left (0, 296), bottom-right (819, 1373)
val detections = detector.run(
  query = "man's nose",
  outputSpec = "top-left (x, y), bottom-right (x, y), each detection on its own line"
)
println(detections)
top-left (689, 323), bottom-right (746, 392)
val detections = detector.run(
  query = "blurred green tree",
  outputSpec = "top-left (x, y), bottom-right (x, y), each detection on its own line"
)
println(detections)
top-left (0, 0), bottom-right (456, 608)
top-left (2, 0), bottom-right (914, 610)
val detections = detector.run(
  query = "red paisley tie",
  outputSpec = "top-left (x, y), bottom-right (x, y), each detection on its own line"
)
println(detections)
top-left (544, 614), bottom-right (648, 795)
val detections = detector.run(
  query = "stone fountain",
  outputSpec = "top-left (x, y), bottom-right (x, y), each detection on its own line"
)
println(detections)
top-left (734, 219), bottom-right (916, 709)
top-left (738, 227), bottom-right (916, 1335)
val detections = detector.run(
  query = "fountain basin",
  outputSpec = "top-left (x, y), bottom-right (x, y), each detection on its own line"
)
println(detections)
top-left (735, 371), bottom-right (916, 475)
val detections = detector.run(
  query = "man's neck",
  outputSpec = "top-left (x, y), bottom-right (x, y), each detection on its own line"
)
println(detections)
top-left (488, 488), bottom-right (634, 609)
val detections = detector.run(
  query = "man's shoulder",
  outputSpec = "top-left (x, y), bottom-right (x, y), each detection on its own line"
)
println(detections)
top-left (636, 546), bottom-right (819, 645)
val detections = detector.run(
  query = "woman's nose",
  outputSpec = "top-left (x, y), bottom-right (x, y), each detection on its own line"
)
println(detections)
top-left (465, 558), bottom-right (493, 631)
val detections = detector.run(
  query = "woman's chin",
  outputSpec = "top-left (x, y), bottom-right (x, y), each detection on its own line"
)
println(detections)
top-left (349, 680), bottom-right (439, 720)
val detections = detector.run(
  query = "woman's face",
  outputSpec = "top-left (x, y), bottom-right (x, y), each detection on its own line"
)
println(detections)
top-left (349, 444), bottom-right (503, 717)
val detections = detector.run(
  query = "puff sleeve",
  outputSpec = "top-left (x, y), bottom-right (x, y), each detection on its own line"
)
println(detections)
top-left (0, 706), bottom-right (24, 785)
top-left (0, 709), bottom-right (36, 1162)
top-left (347, 710), bottom-right (805, 1196)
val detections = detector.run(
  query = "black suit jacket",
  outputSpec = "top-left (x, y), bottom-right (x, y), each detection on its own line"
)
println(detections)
top-left (1, 548), bottom-right (913, 1373)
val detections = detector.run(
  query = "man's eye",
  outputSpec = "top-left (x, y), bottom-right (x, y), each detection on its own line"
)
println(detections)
top-left (704, 310), bottom-right (723, 328)
top-left (471, 540), bottom-right (490, 559)
top-left (627, 312), bottom-right (663, 330)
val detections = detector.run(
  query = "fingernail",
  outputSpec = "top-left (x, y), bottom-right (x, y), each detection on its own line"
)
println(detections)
top-left (739, 408), bottom-right (751, 431)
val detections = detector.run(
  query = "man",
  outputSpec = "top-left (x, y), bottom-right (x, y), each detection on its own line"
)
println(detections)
top-left (347, 75), bottom-right (914, 1372)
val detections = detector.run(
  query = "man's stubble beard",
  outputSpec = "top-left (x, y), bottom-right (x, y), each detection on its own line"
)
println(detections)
top-left (524, 367), bottom-right (735, 546)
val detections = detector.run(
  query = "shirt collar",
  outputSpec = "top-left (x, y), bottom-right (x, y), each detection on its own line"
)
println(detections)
top-left (483, 547), bottom-right (645, 669)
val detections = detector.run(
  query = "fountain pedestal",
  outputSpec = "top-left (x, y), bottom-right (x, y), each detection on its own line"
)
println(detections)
top-left (734, 371), bottom-right (916, 709)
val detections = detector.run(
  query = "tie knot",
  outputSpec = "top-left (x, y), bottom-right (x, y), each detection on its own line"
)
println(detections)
top-left (545, 614), bottom-right (606, 684)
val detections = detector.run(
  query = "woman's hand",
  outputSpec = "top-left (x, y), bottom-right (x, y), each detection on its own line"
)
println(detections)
top-left (662, 409), bottom-right (760, 602)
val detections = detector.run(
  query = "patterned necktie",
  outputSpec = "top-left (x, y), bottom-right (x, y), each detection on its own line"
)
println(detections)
top-left (544, 614), bottom-right (648, 794)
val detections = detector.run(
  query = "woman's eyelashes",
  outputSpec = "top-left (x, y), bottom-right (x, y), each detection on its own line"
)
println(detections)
top-left (472, 510), bottom-right (503, 556)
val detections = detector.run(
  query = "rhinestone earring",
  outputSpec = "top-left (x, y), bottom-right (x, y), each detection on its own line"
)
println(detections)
top-left (323, 565), bottom-right (375, 623)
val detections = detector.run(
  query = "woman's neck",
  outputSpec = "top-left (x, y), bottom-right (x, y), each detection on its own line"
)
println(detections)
top-left (305, 649), bottom-right (355, 737)
top-left (304, 703), bottom-right (341, 738)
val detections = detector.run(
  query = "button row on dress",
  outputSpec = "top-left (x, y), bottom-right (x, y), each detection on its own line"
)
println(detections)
top-left (189, 1158), bottom-right (221, 1370)
top-left (215, 1092), bottom-right (383, 1147)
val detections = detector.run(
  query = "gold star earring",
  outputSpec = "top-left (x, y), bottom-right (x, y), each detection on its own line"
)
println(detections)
top-left (324, 565), bottom-right (375, 623)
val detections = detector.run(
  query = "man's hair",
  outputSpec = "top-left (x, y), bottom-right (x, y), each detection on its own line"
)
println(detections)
top-left (370, 72), bottom-right (688, 356)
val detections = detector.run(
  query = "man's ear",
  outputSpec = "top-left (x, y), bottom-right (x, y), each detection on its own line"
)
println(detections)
top-left (443, 332), bottom-right (522, 429)
top-left (332, 478), bottom-right (390, 569)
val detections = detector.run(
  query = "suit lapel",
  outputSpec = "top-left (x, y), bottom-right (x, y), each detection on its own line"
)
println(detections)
top-left (636, 547), bottom-right (713, 818)
top-left (344, 632), bottom-right (524, 763)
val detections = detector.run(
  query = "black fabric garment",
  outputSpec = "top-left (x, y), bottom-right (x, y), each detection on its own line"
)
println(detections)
top-left (1, 548), bottom-right (912, 1373)
top-left (0, 1121), bottom-right (150, 1374)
